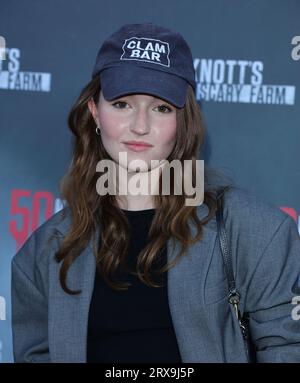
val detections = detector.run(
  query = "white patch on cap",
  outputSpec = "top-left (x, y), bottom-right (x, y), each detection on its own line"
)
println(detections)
top-left (120, 37), bottom-right (170, 67)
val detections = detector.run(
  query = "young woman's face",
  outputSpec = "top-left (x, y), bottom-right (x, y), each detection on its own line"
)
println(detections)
top-left (90, 91), bottom-right (177, 172)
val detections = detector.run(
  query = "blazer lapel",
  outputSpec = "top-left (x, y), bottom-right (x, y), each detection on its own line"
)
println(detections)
top-left (167, 203), bottom-right (220, 362)
top-left (48, 210), bottom-right (97, 362)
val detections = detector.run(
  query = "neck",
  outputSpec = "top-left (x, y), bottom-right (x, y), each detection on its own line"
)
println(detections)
top-left (113, 161), bottom-right (166, 211)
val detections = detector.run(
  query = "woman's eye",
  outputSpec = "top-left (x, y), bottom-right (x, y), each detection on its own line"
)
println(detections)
top-left (157, 104), bottom-right (172, 113)
top-left (112, 101), bottom-right (128, 109)
top-left (111, 101), bottom-right (172, 113)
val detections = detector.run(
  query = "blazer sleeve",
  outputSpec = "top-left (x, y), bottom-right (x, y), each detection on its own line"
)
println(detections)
top-left (11, 232), bottom-right (51, 363)
top-left (245, 214), bottom-right (300, 362)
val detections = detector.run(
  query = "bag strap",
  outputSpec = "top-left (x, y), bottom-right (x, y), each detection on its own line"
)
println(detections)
top-left (216, 188), bottom-right (237, 296)
top-left (215, 187), bottom-right (247, 336)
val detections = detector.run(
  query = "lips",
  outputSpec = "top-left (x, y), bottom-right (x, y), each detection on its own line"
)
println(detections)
top-left (123, 141), bottom-right (153, 152)
top-left (123, 141), bottom-right (153, 147)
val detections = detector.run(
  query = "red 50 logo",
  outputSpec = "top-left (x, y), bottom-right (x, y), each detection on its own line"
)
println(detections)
top-left (9, 189), bottom-right (62, 251)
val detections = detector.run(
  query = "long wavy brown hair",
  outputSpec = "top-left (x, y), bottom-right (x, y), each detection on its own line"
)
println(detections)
top-left (55, 76), bottom-right (233, 295)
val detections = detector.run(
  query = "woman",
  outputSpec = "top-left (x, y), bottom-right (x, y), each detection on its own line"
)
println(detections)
top-left (11, 22), bottom-right (300, 363)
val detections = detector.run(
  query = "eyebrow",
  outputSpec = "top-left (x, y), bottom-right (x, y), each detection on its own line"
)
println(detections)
top-left (115, 95), bottom-right (172, 104)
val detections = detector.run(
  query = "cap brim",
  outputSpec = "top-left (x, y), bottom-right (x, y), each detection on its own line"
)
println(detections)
top-left (99, 65), bottom-right (188, 108)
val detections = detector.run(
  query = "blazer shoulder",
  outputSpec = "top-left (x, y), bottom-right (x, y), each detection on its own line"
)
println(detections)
top-left (11, 207), bottom-right (71, 280)
top-left (220, 186), bottom-right (298, 271)
top-left (222, 186), bottom-right (289, 230)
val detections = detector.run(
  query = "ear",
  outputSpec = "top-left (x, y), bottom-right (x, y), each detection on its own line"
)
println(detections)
top-left (87, 98), bottom-right (99, 125)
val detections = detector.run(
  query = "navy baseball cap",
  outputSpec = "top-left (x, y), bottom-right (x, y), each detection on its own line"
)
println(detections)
top-left (91, 22), bottom-right (196, 108)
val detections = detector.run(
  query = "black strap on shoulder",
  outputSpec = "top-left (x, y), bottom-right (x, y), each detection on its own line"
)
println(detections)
top-left (215, 187), bottom-right (256, 361)
top-left (216, 187), bottom-right (241, 304)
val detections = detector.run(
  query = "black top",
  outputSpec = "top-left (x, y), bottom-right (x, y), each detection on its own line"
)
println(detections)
top-left (86, 208), bottom-right (182, 363)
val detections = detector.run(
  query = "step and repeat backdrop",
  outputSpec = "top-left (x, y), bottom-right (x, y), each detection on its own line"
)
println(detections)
top-left (0, 0), bottom-right (299, 363)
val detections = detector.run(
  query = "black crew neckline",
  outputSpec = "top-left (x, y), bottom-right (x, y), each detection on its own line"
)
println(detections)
top-left (120, 208), bottom-right (156, 216)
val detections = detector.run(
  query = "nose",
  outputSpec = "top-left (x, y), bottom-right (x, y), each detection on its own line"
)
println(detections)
top-left (129, 106), bottom-right (151, 135)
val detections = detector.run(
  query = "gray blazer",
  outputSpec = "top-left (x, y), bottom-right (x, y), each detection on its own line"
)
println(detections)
top-left (11, 187), bottom-right (300, 363)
